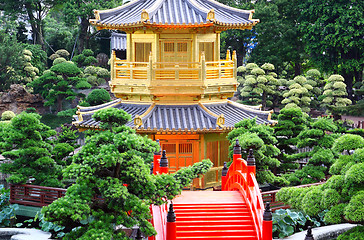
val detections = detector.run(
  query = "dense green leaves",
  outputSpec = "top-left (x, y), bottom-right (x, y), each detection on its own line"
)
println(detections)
top-left (43, 108), bottom-right (212, 239)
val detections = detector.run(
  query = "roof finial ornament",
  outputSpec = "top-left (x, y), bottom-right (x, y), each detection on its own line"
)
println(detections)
top-left (207, 9), bottom-right (215, 20)
top-left (141, 9), bottom-right (149, 21)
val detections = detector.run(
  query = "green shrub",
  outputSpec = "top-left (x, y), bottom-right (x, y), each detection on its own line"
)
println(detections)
top-left (87, 76), bottom-right (98, 86)
top-left (25, 107), bottom-right (37, 113)
top-left (50, 62), bottom-right (81, 76)
top-left (321, 189), bottom-right (340, 209)
top-left (53, 57), bottom-right (67, 66)
top-left (344, 191), bottom-right (364, 222)
top-left (75, 81), bottom-right (92, 89)
top-left (55, 49), bottom-right (70, 59)
top-left (332, 134), bottom-right (364, 153)
top-left (353, 148), bottom-right (364, 163)
top-left (302, 187), bottom-right (324, 216)
top-left (0, 185), bottom-right (19, 227)
top-left (345, 163), bottom-right (364, 187)
top-left (84, 66), bottom-right (97, 75)
top-left (337, 226), bottom-right (364, 240)
top-left (272, 208), bottom-right (323, 239)
top-left (57, 108), bottom-right (77, 118)
top-left (330, 155), bottom-right (354, 175)
top-left (86, 89), bottom-right (111, 106)
top-left (324, 175), bottom-right (345, 192)
top-left (324, 203), bottom-right (346, 224)
top-left (1, 111), bottom-right (16, 121)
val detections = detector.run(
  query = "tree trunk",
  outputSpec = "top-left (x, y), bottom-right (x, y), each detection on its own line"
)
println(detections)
top-left (57, 96), bottom-right (63, 112)
top-left (294, 62), bottom-right (301, 77)
top-left (342, 72), bottom-right (354, 101)
top-left (25, 2), bottom-right (46, 51)
top-left (78, 18), bottom-right (90, 53)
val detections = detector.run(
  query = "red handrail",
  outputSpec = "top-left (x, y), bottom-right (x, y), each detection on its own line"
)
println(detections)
top-left (222, 154), bottom-right (264, 240)
top-left (149, 203), bottom-right (168, 240)
top-left (10, 184), bottom-right (66, 207)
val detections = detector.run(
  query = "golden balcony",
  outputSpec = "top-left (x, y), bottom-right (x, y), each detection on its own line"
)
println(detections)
top-left (110, 50), bottom-right (238, 101)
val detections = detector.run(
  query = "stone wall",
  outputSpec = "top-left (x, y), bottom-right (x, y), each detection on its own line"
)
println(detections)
top-left (0, 84), bottom-right (48, 115)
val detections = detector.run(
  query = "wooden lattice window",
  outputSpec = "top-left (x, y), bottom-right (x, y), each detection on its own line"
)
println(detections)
top-left (162, 144), bottom-right (176, 154)
top-left (135, 42), bottom-right (151, 62)
top-left (179, 143), bottom-right (193, 154)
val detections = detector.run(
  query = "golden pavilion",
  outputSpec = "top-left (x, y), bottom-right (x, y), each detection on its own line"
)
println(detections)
top-left (73, 0), bottom-right (273, 188)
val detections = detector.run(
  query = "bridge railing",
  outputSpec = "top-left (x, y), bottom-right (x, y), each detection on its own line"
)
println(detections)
top-left (9, 184), bottom-right (66, 207)
top-left (221, 140), bottom-right (266, 240)
top-left (149, 203), bottom-right (168, 240)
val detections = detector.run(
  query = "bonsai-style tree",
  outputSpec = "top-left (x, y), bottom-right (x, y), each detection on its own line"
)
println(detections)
top-left (284, 117), bottom-right (338, 185)
top-left (42, 108), bottom-right (212, 239)
top-left (0, 113), bottom-right (62, 187)
top-left (72, 49), bottom-right (97, 68)
top-left (322, 74), bottom-right (352, 112)
top-left (282, 75), bottom-right (313, 113)
top-left (305, 69), bottom-right (323, 109)
top-left (29, 61), bottom-right (85, 112)
top-left (277, 135), bottom-right (364, 227)
top-left (227, 118), bottom-right (288, 186)
top-left (274, 107), bottom-right (307, 174)
top-left (238, 63), bottom-right (280, 110)
top-left (86, 89), bottom-right (111, 106)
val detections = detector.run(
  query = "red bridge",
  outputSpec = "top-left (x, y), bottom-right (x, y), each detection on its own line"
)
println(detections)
top-left (150, 140), bottom-right (272, 240)
top-left (9, 140), bottom-right (273, 239)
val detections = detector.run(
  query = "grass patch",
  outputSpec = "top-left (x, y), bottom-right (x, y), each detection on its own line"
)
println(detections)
top-left (40, 114), bottom-right (72, 129)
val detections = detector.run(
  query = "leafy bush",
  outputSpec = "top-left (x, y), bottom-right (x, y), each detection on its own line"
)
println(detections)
top-left (337, 225), bottom-right (364, 240)
top-left (272, 208), bottom-right (324, 239)
top-left (53, 57), bottom-right (67, 66)
top-left (25, 107), bottom-right (37, 113)
top-left (332, 134), bottom-right (364, 154)
top-left (1, 111), bottom-right (16, 121)
top-left (86, 89), bottom-right (111, 106)
top-left (0, 185), bottom-right (19, 227)
top-left (75, 81), bottom-right (92, 89)
top-left (57, 108), bottom-right (77, 118)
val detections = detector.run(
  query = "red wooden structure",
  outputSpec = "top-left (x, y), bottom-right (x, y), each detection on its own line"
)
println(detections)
top-left (150, 139), bottom-right (271, 240)
top-left (9, 184), bottom-right (66, 207)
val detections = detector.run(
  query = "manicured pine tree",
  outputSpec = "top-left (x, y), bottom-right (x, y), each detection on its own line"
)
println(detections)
top-left (0, 113), bottom-right (63, 187)
top-left (42, 108), bottom-right (212, 239)
top-left (29, 61), bottom-right (86, 112)
top-left (322, 74), bottom-right (352, 112)
top-left (274, 107), bottom-right (307, 174)
top-left (277, 134), bottom-right (364, 228)
top-left (238, 63), bottom-right (280, 110)
top-left (284, 117), bottom-right (338, 185)
top-left (227, 118), bottom-right (288, 186)
top-left (282, 75), bottom-right (313, 113)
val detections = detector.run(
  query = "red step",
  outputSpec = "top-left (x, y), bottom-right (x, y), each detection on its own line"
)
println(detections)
top-left (172, 191), bottom-right (258, 240)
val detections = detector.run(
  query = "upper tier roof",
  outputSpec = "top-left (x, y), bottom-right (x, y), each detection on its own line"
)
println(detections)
top-left (90, 0), bottom-right (258, 30)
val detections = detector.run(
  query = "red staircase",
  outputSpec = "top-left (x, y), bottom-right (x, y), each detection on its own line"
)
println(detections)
top-left (173, 191), bottom-right (257, 240)
top-left (149, 140), bottom-right (272, 240)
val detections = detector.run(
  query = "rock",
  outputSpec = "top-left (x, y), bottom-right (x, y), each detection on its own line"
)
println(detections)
top-left (0, 84), bottom-right (47, 115)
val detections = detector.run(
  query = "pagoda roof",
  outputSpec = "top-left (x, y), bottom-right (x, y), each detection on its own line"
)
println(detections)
top-left (90, 0), bottom-right (258, 30)
top-left (73, 100), bottom-right (273, 133)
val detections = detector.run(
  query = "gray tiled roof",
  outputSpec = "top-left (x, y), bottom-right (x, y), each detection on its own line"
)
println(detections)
top-left (74, 100), bottom-right (272, 132)
top-left (94, 0), bottom-right (255, 26)
top-left (76, 101), bottom-right (151, 128)
top-left (204, 101), bottom-right (271, 126)
top-left (140, 105), bottom-right (217, 131)
top-left (111, 33), bottom-right (127, 51)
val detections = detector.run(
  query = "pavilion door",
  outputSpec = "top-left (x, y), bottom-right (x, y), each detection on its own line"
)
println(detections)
top-left (160, 140), bottom-right (199, 173)
top-left (160, 41), bottom-right (191, 64)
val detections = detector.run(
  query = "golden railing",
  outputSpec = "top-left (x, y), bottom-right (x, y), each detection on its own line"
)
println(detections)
top-left (110, 50), bottom-right (237, 93)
